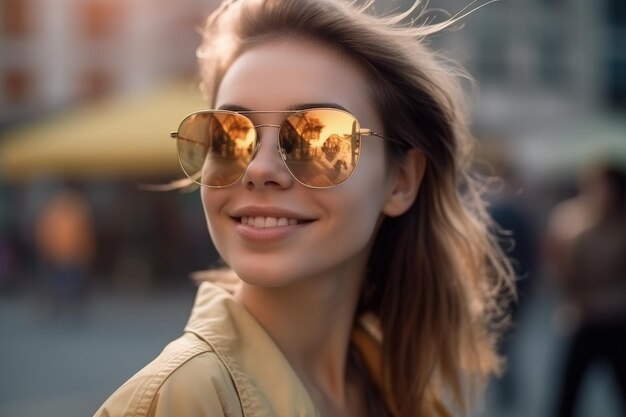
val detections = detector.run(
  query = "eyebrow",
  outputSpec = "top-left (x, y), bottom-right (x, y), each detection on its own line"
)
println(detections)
top-left (216, 102), bottom-right (349, 112)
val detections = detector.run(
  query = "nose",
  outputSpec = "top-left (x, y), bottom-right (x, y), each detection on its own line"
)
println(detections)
top-left (241, 126), bottom-right (294, 189)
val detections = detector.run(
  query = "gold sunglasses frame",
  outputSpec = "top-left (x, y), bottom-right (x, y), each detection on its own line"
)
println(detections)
top-left (170, 108), bottom-right (390, 189)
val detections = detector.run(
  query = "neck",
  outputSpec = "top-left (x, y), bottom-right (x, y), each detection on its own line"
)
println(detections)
top-left (234, 266), bottom-right (365, 409)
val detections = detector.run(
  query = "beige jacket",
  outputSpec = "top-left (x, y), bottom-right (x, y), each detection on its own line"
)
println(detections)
top-left (93, 282), bottom-right (388, 417)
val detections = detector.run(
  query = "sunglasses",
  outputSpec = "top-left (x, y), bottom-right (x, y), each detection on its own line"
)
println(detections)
top-left (170, 107), bottom-right (390, 188)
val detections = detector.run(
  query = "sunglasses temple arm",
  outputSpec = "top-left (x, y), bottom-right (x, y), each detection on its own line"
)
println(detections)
top-left (170, 132), bottom-right (208, 147)
top-left (362, 129), bottom-right (385, 139)
top-left (360, 128), bottom-right (403, 145)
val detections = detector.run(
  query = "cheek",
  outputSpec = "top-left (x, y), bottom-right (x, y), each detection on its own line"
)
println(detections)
top-left (201, 188), bottom-right (225, 243)
top-left (337, 197), bottom-right (382, 246)
top-left (200, 188), bottom-right (212, 221)
top-left (325, 157), bottom-right (390, 246)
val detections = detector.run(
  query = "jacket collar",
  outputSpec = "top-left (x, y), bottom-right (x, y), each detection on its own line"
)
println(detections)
top-left (184, 282), bottom-right (320, 417)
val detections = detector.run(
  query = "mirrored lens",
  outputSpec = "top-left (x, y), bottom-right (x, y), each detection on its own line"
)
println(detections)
top-left (177, 111), bottom-right (256, 187)
top-left (280, 109), bottom-right (360, 187)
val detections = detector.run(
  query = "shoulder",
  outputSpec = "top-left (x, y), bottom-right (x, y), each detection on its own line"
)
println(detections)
top-left (93, 333), bottom-right (242, 417)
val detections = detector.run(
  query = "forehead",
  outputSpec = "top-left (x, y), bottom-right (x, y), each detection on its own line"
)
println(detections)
top-left (214, 39), bottom-right (377, 121)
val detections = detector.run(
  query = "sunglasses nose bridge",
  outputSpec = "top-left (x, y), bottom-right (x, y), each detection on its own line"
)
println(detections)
top-left (252, 122), bottom-right (283, 154)
top-left (247, 123), bottom-right (286, 164)
top-left (240, 122), bottom-right (295, 188)
top-left (253, 123), bottom-right (281, 132)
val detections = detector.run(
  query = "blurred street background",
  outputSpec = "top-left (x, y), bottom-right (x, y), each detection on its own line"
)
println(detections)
top-left (1, 0), bottom-right (625, 416)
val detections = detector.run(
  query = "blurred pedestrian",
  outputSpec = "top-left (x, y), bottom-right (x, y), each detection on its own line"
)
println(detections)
top-left (0, 184), bottom-right (17, 290)
top-left (94, 1), bottom-right (515, 416)
top-left (545, 167), bottom-right (602, 289)
top-left (552, 163), bottom-right (626, 417)
top-left (34, 189), bottom-right (95, 317)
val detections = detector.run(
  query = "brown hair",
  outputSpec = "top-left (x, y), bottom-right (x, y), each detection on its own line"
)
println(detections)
top-left (197, 1), bottom-right (515, 416)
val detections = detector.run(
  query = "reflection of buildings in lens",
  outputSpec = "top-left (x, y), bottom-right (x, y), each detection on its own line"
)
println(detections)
top-left (285, 113), bottom-right (324, 160)
top-left (319, 134), bottom-right (355, 173)
top-left (210, 114), bottom-right (252, 159)
top-left (180, 113), bottom-right (212, 173)
top-left (207, 114), bottom-right (227, 157)
top-left (321, 134), bottom-right (343, 162)
top-left (281, 121), bottom-right (297, 155)
top-left (333, 159), bottom-right (348, 176)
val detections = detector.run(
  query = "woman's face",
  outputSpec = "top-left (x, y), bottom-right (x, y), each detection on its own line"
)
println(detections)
top-left (202, 38), bottom-right (398, 287)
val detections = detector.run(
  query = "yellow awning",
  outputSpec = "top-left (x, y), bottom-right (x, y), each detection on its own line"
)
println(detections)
top-left (0, 81), bottom-right (208, 182)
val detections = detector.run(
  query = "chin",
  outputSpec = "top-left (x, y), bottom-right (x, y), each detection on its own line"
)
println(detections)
top-left (230, 263), bottom-right (300, 289)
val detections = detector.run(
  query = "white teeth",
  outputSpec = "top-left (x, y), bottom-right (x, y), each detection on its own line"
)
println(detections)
top-left (240, 216), bottom-right (301, 228)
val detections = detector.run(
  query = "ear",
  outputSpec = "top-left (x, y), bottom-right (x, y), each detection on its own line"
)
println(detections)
top-left (382, 148), bottom-right (426, 217)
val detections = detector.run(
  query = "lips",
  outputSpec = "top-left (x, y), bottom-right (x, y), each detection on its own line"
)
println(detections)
top-left (232, 209), bottom-right (314, 243)
top-left (231, 206), bottom-right (315, 232)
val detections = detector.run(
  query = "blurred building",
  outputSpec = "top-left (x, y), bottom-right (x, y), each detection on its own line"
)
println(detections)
top-left (416, 0), bottom-right (626, 134)
top-left (378, 0), bottom-right (626, 189)
top-left (3, 0), bottom-right (624, 130)
top-left (1, 0), bottom-right (624, 288)
top-left (0, 0), bottom-right (218, 128)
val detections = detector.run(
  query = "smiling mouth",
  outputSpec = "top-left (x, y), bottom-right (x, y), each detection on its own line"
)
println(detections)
top-left (240, 216), bottom-right (311, 228)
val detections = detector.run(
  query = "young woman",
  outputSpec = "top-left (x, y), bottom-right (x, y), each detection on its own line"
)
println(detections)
top-left (95, 0), bottom-right (514, 416)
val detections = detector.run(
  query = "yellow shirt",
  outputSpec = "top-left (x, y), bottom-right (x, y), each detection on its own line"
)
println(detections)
top-left (93, 282), bottom-right (387, 417)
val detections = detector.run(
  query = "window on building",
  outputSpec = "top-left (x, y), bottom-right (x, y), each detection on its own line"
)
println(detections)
top-left (606, 0), bottom-right (626, 107)
top-left (80, 0), bottom-right (123, 39)
top-left (537, 34), bottom-right (567, 89)
top-left (2, 0), bottom-right (31, 37)
top-left (607, 59), bottom-right (626, 108)
top-left (477, 35), bottom-right (510, 83)
top-left (82, 70), bottom-right (114, 99)
top-left (3, 69), bottom-right (34, 104)
top-left (607, 0), bottom-right (626, 27)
